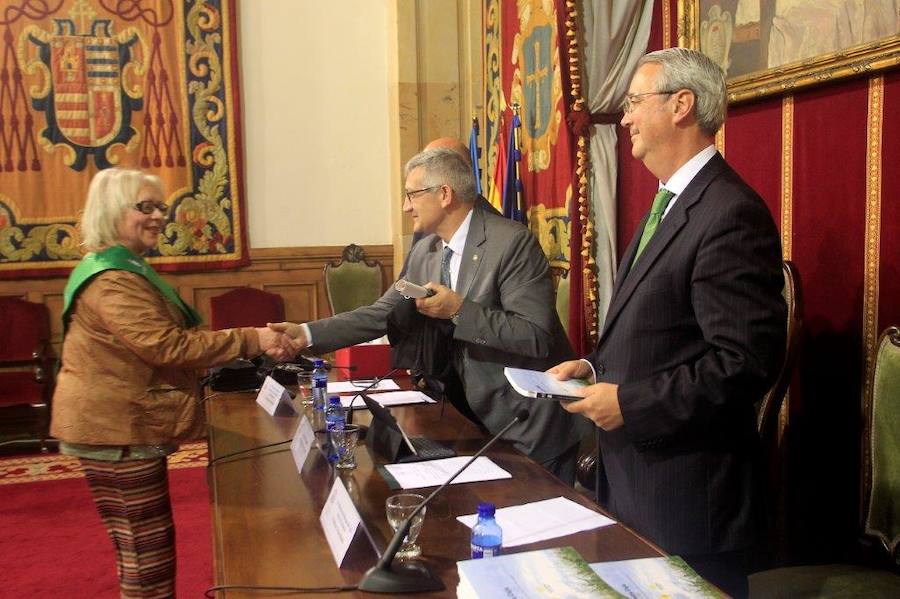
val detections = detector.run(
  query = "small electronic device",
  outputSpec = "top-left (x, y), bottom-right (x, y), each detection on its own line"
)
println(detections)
top-left (362, 394), bottom-right (455, 463)
top-left (394, 279), bottom-right (435, 299)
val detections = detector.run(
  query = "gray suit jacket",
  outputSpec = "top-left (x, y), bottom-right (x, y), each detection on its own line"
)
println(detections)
top-left (308, 204), bottom-right (582, 462)
top-left (587, 153), bottom-right (786, 556)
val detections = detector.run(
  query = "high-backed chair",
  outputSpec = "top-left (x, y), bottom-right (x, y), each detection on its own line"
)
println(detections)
top-left (749, 327), bottom-right (900, 597)
top-left (864, 326), bottom-right (900, 561)
top-left (210, 287), bottom-right (285, 330)
top-left (757, 260), bottom-right (803, 442)
top-left (555, 271), bottom-right (570, 337)
top-left (756, 260), bottom-right (804, 562)
top-left (0, 296), bottom-right (56, 451)
top-left (324, 243), bottom-right (384, 315)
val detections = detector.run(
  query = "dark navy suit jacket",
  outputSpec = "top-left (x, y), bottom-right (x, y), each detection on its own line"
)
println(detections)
top-left (588, 153), bottom-right (786, 556)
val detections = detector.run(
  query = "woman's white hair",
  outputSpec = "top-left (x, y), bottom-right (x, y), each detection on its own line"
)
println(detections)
top-left (79, 168), bottom-right (164, 252)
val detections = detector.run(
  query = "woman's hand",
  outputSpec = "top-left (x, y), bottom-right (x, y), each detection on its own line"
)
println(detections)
top-left (255, 327), bottom-right (296, 361)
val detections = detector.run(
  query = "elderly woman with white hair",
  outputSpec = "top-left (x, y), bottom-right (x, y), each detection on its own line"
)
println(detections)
top-left (51, 168), bottom-right (292, 598)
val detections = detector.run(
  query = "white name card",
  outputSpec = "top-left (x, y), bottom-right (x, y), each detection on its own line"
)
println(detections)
top-left (290, 415), bottom-right (316, 473)
top-left (319, 478), bottom-right (362, 567)
top-left (255, 375), bottom-right (294, 416)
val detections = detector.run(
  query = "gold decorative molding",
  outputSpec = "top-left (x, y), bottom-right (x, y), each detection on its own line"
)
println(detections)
top-left (780, 96), bottom-right (793, 260)
top-left (676, 0), bottom-right (696, 50)
top-left (715, 123), bottom-right (725, 156)
top-left (663, 0), bottom-right (672, 49)
top-left (862, 76), bottom-right (883, 407)
top-left (679, 0), bottom-right (900, 104)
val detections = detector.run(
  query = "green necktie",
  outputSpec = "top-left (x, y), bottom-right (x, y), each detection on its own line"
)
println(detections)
top-left (631, 188), bottom-right (675, 267)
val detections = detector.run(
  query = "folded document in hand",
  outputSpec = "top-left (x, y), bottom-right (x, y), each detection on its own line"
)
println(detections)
top-left (503, 366), bottom-right (588, 400)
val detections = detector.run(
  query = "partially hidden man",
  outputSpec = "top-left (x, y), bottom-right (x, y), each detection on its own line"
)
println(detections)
top-left (550, 48), bottom-right (786, 597)
top-left (271, 148), bottom-right (584, 483)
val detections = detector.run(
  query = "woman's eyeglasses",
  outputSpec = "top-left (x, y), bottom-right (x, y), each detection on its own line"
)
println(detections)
top-left (133, 200), bottom-right (169, 215)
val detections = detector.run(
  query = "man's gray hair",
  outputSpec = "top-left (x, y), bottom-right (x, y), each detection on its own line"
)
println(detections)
top-left (80, 168), bottom-right (164, 252)
top-left (404, 147), bottom-right (477, 203)
top-left (639, 47), bottom-right (727, 136)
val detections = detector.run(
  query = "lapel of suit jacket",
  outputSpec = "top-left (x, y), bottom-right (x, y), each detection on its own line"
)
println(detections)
top-left (455, 204), bottom-right (486, 298)
top-left (598, 154), bottom-right (727, 344)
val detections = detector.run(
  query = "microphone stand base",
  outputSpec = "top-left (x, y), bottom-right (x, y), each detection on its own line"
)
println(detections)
top-left (357, 561), bottom-right (445, 594)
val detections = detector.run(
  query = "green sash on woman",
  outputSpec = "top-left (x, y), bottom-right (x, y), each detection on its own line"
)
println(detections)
top-left (62, 245), bottom-right (202, 331)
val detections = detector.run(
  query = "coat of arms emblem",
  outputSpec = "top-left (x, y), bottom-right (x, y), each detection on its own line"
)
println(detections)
top-left (20, 18), bottom-right (144, 171)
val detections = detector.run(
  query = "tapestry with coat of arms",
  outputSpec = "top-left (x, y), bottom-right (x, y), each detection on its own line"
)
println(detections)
top-left (0, 0), bottom-right (247, 278)
top-left (484, 0), bottom-right (593, 353)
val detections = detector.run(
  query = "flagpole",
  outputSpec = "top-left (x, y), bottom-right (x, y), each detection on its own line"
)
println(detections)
top-left (511, 103), bottom-right (524, 223)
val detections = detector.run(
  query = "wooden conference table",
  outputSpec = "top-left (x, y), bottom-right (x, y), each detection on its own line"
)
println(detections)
top-left (206, 384), bottom-right (664, 598)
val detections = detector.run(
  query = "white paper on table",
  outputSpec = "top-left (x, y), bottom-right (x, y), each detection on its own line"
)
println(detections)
top-left (327, 379), bottom-right (400, 393)
top-left (339, 390), bottom-right (435, 409)
top-left (384, 456), bottom-right (511, 489)
top-left (456, 496), bottom-right (615, 547)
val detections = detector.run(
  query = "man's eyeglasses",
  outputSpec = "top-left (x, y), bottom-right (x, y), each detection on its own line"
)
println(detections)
top-left (133, 200), bottom-right (169, 215)
top-left (404, 185), bottom-right (441, 202)
top-left (622, 90), bottom-right (677, 114)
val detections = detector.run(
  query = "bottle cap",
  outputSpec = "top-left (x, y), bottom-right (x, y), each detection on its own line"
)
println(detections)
top-left (314, 359), bottom-right (325, 367)
top-left (328, 395), bottom-right (341, 405)
top-left (476, 502), bottom-right (496, 517)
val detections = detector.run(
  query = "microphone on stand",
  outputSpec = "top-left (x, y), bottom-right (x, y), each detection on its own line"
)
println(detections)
top-left (345, 368), bottom-right (401, 430)
top-left (357, 409), bottom-right (530, 594)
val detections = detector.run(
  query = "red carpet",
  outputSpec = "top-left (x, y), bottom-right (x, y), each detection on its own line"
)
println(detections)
top-left (0, 448), bottom-right (212, 598)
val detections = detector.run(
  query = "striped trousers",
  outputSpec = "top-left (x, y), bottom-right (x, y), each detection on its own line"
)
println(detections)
top-left (80, 457), bottom-right (176, 599)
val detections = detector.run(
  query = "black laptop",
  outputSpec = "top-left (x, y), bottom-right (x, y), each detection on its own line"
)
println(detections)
top-left (360, 394), bottom-right (456, 463)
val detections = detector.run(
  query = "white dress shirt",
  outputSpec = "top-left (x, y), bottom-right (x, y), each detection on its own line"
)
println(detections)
top-left (659, 144), bottom-right (717, 220)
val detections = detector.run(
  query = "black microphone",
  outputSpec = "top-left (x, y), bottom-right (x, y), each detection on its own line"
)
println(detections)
top-left (357, 409), bottom-right (530, 594)
top-left (345, 368), bottom-right (401, 427)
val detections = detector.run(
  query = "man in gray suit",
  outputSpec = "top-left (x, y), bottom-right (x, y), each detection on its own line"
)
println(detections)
top-left (272, 148), bottom-right (583, 482)
top-left (551, 49), bottom-right (786, 596)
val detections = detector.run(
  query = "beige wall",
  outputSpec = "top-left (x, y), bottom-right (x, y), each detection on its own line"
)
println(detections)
top-left (239, 0), bottom-right (395, 248)
top-left (238, 0), bottom-right (482, 269)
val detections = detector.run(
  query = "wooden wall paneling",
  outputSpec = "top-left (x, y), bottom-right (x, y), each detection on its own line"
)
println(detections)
top-left (0, 245), bottom-right (394, 355)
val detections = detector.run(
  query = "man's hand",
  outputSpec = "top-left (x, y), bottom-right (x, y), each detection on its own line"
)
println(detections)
top-left (255, 327), bottom-right (296, 362)
top-left (547, 359), bottom-right (594, 381)
top-left (415, 283), bottom-right (463, 319)
top-left (563, 382), bottom-right (624, 431)
top-left (267, 321), bottom-right (308, 353)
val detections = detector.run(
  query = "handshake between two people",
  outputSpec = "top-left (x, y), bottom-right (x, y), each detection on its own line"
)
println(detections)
top-left (254, 327), bottom-right (299, 363)
top-left (258, 283), bottom-right (465, 362)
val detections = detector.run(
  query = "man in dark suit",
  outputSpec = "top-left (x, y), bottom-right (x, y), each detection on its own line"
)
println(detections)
top-left (551, 48), bottom-right (786, 596)
top-left (273, 148), bottom-right (583, 482)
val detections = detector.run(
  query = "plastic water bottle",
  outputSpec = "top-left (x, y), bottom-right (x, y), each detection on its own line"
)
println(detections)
top-left (311, 359), bottom-right (328, 431)
top-left (324, 395), bottom-right (345, 462)
top-left (470, 502), bottom-right (502, 558)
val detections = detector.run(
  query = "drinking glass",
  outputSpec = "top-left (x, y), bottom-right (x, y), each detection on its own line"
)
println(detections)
top-left (332, 424), bottom-right (361, 470)
top-left (385, 493), bottom-right (426, 559)
top-left (296, 372), bottom-right (314, 407)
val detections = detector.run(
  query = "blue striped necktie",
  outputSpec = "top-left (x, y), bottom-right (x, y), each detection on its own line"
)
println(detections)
top-left (440, 246), bottom-right (453, 288)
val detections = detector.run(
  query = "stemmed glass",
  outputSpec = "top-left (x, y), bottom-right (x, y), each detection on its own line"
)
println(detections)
top-left (385, 493), bottom-right (426, 559)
